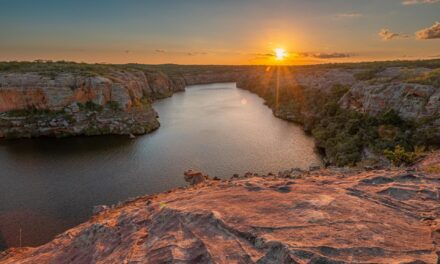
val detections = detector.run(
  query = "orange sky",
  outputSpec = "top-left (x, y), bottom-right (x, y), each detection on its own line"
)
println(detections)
top-left (0, 1), bottom-right (439, 65)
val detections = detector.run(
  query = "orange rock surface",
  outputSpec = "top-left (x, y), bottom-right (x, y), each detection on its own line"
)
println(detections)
top-left (1, 154), bottom-right (439, 263)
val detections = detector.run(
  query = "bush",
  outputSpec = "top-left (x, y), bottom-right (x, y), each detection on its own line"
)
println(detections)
top-left (354, 68), bottom-right (382, 81)
top-left (424, 164), bottom-right (440, 174)
top-left (384, 145), bottom-right (424, 166)
top-left (107, 101), bottom-right (121, 111)
top-left (409, 68), bottom-right (440, 87)
top-left (78, 101), bottom-right (103, 112)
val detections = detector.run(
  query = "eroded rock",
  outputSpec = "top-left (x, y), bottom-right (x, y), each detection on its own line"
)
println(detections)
top-left (2, 153), bottom-right (439, 264)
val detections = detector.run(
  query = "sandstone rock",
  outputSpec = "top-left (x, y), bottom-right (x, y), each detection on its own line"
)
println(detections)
top-left (309, 164), bottom-right (321, 171)
top-left (340, 81), bottom-right (439, 120)
top-left (184, 170), bottom-right (207, 185)
top-left (0, 69), bottom-right (178, 138)
top-left (2, 153), bottom-right (439, 263)
top-left (92, 205), bottom-right (109, 215)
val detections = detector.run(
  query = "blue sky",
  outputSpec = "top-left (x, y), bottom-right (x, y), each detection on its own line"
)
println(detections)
top-left (0, 0), bottom-right (439, 64)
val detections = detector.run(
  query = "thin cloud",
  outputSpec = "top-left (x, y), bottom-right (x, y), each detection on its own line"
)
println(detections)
top-left (336, 13), bottom-right (362, 18)
top-left (253, 52), bottom-right (353, 59)
top-left (299, 52), bottom-right (353, 59)
top-left (402, 0), bottom-right (440, 5)
top-left (416, 21), bottom-right (440, 39)
top-left (186, 52), bottom-right (208, 56)
top-left (155, 49), bottom-right (166, 53)
top-left (252, 53), bottom-right (275, 57)
top-left (378, 28), bottom-right (409, 40)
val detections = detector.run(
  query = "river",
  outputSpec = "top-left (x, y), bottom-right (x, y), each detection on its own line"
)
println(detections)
top-left (0, 83), bottom-right (321, 249)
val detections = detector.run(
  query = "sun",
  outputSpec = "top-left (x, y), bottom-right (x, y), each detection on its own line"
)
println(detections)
top-left (274, 48), bottom-right (287, 61)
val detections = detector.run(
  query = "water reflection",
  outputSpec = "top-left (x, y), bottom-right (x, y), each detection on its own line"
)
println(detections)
top-left (0, 83), bottom-right (321, 249)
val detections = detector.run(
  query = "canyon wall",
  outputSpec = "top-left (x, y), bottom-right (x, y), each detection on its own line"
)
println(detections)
top-left (237, 66), bottom-right (440, 122)
top-left (0, 70), bottom-right (185, 138)
top-left (0, 65), bottom-right (250, 138)
top-left (236, 65), bottom-right (440, 166)
top-left (0, 62), bottom-right (438, 167)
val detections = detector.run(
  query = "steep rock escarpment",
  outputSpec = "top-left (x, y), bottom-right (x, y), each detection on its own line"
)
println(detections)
top-left (0, 70), bottom-right (185, 138)
top-left (236, 65), bottom-right (440, 166)
top-left (0, 65), bottom-right (250, 139)
top-left (1, 152), bottom-right (439, 263)
top-left (237, 66), bottom-right (440, 122)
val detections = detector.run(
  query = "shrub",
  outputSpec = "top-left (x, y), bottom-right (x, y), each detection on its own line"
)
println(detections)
top-left (5, 108), bottom-right (60, 117)
top-left (424, 165), bottom-right (440, 174)
top-left (78, 101), bottom-right (103, 112)
top-left (354, 68), bottom-right (382, 81)
top-left (133, 96), bottom-right (151, 108)
top-left (383, 145), bottom-right (424, 166)
top-left (409, 68), bottom-right (440, 87)
top-left (107, 101), bottom-right (121, 111)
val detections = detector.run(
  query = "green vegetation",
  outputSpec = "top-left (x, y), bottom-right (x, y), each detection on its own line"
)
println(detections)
top-left (83, 125), bottom-right (111, 136)
top-left (408, 68), bottom-right (440, 86)
top-left (241, 73), bottom-right (439, 166)
top-left (309, 98), bottom-right (436, 166)
top-left (425, 164), bottom-right (440, 174)
top-left (132, 96), bottom-right (152, 108)
top-left (78, 101), bottom-right (103, 112)
top-left (354, 67), bottom-right (383, 81)
top-left (0, 61), bottom-right (113, 78)
top-left (313, 59), bottom-right (440, 71)
top-left (5, 108), bottom-right (55, 117)
top-left (384, 145), bottom-right (424, 166)
top-left (106, 101), bottom-right (121, 111)
top-left (3, 108), bottom-right (76, 125)
top-left (0, 60), bottom-right (252, 78)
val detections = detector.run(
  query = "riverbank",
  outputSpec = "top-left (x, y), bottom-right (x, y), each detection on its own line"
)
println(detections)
top-left (2, 151), bottom-right (439, 263)
top-left (0, 83), bottom-right (321, 250)
top-left (1, 60), bottom-right (439, 166)
top-left (0, 62), bottom-right (251, 138)
top-left (236, 61), bottom-right (440, 167)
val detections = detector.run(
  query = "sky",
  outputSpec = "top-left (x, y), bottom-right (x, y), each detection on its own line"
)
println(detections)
top-left (0, 0), bottom-right (439, 65)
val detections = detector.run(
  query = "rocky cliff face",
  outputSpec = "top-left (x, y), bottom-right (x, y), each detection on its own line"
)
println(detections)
top-left (237, 66), bottom-right (440, 122)
top-left (339, 68), bottom-right (440, 120)
top-left (236, 65), bottom-right (439, 166)
top-left (0, 65), bottom-right (251, 139)
top-left (2, 63), bottom-right (437, 140)
top-left (0, 69), bottom-right (186, 138)
top-left (1, 152), bottom-right (439, 264)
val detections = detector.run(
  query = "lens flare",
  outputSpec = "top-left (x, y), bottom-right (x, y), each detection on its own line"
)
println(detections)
top-left (274, 48), bottom-right (287, 61)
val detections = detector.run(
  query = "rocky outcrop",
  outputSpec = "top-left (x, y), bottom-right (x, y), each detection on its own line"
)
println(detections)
top-left (0, 65), bottom-right (253, 139)
top-left (237, 66), bottom-right (440, 122)
top-left (340, 82), bottom-right (440, 120)
top-left (2, 63), bottom-right (438, 139)
top-left (0, 69), bottom-right (187, 138)
top-left (1, 152), bottom-right (439, 264)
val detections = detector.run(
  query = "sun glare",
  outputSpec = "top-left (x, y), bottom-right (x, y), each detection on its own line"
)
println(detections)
top-left (274, 48), bottom-right (287, 61)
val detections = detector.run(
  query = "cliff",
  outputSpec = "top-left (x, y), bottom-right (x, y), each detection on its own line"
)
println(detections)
top-left (236, 62), bottom-right (440, 166)
top-left (0, 68), bottom-right (186, 138)
top-left (1, 152), bottom-right (439, 264)
top-left (1, 61), bottom-right (438, 166)
top-left (237, 65), bottom-right (440, 122)
top-left (339, 67), bottom-right (440, 120)
top-left (0, 63), bottom-right (250, 139)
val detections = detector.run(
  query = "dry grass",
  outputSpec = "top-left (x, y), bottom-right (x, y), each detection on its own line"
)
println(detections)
top-left (424, 165), bottom-right (440, 174)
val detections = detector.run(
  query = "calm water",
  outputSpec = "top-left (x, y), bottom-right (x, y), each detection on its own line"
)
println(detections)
top-left (0, 83), bottom-right (320, 249)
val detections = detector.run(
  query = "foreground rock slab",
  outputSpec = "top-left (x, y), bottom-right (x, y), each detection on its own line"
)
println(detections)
top-left (1, 158), bottom-right (440, 263)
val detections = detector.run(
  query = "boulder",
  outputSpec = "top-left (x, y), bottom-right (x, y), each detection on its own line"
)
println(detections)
top-left (184, 170), bottom-right (207, 185)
